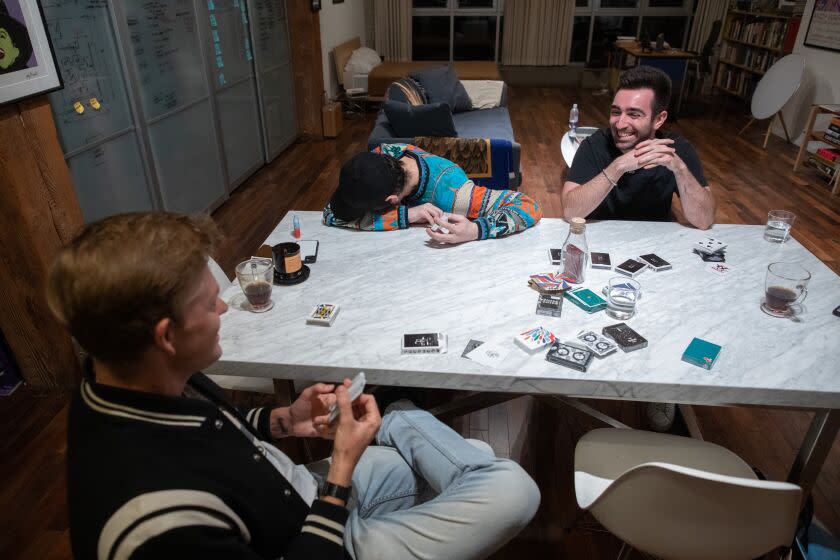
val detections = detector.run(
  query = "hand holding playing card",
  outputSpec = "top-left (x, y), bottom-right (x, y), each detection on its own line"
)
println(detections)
top-left (408, 203), bottom-right (444, 226)
top-left (426, 214), bottom-right (479, 243)
top-left (272, 382), bottom-right (338, 439)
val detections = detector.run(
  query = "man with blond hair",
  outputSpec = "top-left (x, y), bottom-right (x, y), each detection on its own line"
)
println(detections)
top-left (50, 211), bottom-right (539, 560)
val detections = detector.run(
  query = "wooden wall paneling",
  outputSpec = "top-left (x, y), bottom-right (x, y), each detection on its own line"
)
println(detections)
top-left (287, 0), bottom-right (325, 139)
top-left (0, 97), bottom-right (84, 390)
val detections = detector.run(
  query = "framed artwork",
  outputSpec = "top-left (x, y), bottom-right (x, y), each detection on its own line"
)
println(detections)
top-left (0, 0), bottom-right (62, 105)
top-left (804, 0), bottom-right (840, 53)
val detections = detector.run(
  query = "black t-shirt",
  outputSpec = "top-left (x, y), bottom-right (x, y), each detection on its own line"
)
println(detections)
top-left (567, 128), bottom-right (708, 221)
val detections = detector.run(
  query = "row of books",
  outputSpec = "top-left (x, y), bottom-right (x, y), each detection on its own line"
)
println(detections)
top-left (807, 154), bottom-right (837, 178)
top-left (715, 67), bottom-right (759, 98)
top-left (822, 117), bottom-right (840, 147)
top-left (726, 19), bottom-right (787, 49)
top-left (719, 43), bottom-right (778, 73)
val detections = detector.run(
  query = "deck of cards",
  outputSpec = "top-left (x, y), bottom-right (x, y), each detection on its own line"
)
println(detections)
top-left (576, 330), bottom-right (618, 357)
top-left (681, 337), bottom-right (722, 370)
top-left (307, 303), bottom-right (340, 326)
top-left (591, 252), bottom-right (612, 269)
top-left (545, 341), bottom-right (594, 372)
top-left (401, 333), bottom-right (447, 354)
top-left (564, 287), bottom-right (607, 313)
top-left (536, 294), bottom-right (564, 317)
top-left (528, 272), bottom-right (572, 292)
top-left (514, 326), bottom-right (557, 353)
top-left (602, 323), bottom-right (648, 352)
top-left (615, 258), bottom-right (647, 278)
top-left (638, 253), bottom-right (671, 272)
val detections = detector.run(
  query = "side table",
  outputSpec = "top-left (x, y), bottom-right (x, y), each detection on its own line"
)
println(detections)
top-left (793, 104), bottom-right (840, 197)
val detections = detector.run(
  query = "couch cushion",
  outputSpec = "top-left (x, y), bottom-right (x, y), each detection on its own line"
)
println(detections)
top-left (385, 77), bottom-right (427, 106)
top-left (383, 100), bottom-right (457, 137)
top-left (410, 65), bottom-right (472, 113)
top-left (452, 107), bottom-right (515, 142)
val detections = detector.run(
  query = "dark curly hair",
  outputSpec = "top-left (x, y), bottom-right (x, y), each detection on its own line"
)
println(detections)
top-left (618, 66), bottom-right (672, 116)
top-left (382, 154), bottom-right (407, 196)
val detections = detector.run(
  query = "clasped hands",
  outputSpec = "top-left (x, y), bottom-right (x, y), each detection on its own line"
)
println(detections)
top-left (617, 138), bottom-right (682, 173)
top-left (407, 203), bottom-right (479, 243)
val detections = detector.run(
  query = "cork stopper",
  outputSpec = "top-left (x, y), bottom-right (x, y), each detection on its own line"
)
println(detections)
top-left (569, 217), bottom-right (586, 234)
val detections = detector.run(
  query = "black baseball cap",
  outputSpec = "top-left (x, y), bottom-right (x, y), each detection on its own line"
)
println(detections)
top-left (330, 152), bottom-right (400, 221)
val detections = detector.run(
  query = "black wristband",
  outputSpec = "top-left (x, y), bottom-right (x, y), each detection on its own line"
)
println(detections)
top-left (322, 480), bottom-right (351, 503)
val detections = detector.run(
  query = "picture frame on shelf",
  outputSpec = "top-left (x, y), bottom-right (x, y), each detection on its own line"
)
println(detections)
top-left (804, 0), bottom-right (840, 52)
top-left (0, 0), bottom-right (62, 105)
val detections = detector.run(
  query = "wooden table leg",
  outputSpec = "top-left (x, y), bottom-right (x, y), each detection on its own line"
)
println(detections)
top-left (738, 117), bottom-right (755, 136)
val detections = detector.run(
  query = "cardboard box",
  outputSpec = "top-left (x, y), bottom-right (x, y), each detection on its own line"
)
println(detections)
top-left (322, 102), bottom-right (342, 138)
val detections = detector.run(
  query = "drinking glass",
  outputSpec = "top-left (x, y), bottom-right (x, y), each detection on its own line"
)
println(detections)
top-left (762, 262), bottom-right (809, 317)
top-left (235, 258), bottom-right (274, 312)
top-left (605, 277), bottom-right (641, 320)
top-left (764, 210), bottom-right (796, 243)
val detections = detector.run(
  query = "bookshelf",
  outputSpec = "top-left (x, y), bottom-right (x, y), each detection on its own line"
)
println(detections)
top-left (714, 8), bottom-right (800, 100)
top-left (794, 104), bottom-right (840, 197)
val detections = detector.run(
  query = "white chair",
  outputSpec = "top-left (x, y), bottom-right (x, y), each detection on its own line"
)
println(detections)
top-left (206, 257), bottom-right (275, 395)
top-left (575, 428), bottom-right (802, 560)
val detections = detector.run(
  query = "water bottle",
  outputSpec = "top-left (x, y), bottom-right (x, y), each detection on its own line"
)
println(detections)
top-left (569, 103), bottom-right (579, 138)
top-left (560, 217), bottom-right (589, 284)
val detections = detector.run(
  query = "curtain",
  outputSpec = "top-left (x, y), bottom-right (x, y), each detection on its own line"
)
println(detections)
top-left (373, 0), bottom-right (412, 62)
top-left (501, 0), bottom-right (574, 66)
top-left (687, 0), bottom-right (729, 53)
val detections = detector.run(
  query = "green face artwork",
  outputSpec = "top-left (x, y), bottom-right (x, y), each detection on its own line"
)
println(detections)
top-left (0, 27), bottom-right (21, 70)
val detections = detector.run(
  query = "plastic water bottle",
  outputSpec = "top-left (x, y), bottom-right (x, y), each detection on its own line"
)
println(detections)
top-left (569, 103), bottom-right (579, 138)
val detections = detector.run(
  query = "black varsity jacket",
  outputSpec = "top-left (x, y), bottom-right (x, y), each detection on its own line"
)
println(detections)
top-left (67, 371), bottom-right (350, 559)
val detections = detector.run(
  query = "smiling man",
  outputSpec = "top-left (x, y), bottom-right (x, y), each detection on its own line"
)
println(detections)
top-left (562, 66), bottom-right (715, 230)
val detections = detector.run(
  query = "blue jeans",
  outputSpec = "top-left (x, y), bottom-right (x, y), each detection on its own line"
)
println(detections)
top-left (309, 401), bottom-right (540, 560)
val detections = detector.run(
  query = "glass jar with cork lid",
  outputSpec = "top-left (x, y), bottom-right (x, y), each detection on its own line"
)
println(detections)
top-left (560, 217), bottom-right (589, 284)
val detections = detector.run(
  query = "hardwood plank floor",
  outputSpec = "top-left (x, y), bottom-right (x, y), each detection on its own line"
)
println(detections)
top-left (1, 87), bottom-right (837, 559)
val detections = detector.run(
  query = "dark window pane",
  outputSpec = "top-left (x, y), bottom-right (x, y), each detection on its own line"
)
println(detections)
top-left (571, 16), bottom-right (590, 63)
top-left (640, 16), bottom-right (688, 48)
top-left (414, 0), bottom-right (448, 8)
top-left (592, 16), bottom-right (638, 61)
top-left (453, 16), bottom-right (496, 60)
top-left (457, 0), bottom-right (494, 7)
top-left (599, 0), bottom-right (638, 7)
top-left (576, 0), bottom-right (589, 7)
top-left (413, 16), bottom-right (451, 60)
top-left (649, 0), bottom-right (685, 6)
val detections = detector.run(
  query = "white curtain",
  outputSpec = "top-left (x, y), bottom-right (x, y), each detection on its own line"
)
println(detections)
top-left (373, 0), bottom-right (412, 62)
top-left (501, 0), bottom-right (574, 66)
top-left (687, 0), bottom-right (729, 53)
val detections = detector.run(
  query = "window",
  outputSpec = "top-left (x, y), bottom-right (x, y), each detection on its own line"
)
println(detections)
top-left (640, 16), bottom-right (689, 48)
top-left (412, 1), bottom-right (503, 61)
top-left (570, 16), bottom-right (591, 63)
top-left (600, 0), bottom-right (638, 7)
top-left (413, 16), bottom-right (451, 60)
top-left (453, 16), bottom-right (497, 60)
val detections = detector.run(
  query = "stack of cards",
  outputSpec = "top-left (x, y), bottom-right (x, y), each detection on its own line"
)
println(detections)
top-left (528, 273), bottom-right (572, 292)
top-left (591, 252), bottom-right (612, 269)
top-left (514, 327), bottom-right (557, 353)
top-left (545, 341), bottom-right (594, 372)
top-left (307, 304), bottom-right (340, 326)
top-left (615, 259), bottom-right (647, 278)
top-left (638, 253), bottom-right (671, 272)
top-left (694, 238), bottom-right (727, 262)
top-left (576, 330), bottom-right (617, 357)
top-left (602, 323), bottom-right (648, 352)
top-left (536, 294), bottom-right (564, 317)
top-left (681, 337), bottom-right (722, 370)
top-left (401, 333), bottom-right (447, 354)
top-left (564, 287), bottom-right (607, 313)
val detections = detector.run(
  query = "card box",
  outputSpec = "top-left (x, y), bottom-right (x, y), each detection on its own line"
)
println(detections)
top-left (307, 303), bottom-right (340, 326)
top-left (564, 287), bottom-right (607, 313)
top-left (545, 341), bottom-right (594, 372)
top-left (401, 333), bottom-right (447, 354)
top-left (602, 323), bottom-right (648, 352)
top-left (681, 337), bottom-right (722, 370)
top-left (591, 252), bottom-right (612, 269)
top-left (536, 294), bottom-right (564, 317)
top-left (514, 327), bottom-right (557, 353)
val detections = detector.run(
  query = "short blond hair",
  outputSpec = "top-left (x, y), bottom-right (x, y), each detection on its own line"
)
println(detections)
top-left (47, 212), bottom-right (221, 364)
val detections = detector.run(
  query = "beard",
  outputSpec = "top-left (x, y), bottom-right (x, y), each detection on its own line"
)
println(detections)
top-left (611, 118), bottom-right (654, 152)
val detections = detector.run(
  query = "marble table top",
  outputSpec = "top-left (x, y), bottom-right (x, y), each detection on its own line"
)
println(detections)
top-left (208, 211), bottom-right (840, 409)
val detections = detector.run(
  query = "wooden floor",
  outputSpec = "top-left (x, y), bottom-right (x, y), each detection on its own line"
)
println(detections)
top-left (2, 87), bottom-right (838, 559)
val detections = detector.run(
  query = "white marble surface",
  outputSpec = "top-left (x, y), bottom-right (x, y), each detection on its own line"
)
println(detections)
top-left (208, 211), bottom-right (840, 408)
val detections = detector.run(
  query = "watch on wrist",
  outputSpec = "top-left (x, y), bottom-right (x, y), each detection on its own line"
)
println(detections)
top-left (322, 480), bottom-right (351, 503)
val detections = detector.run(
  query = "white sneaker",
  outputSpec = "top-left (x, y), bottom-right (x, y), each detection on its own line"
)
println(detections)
top-left (646, 402), bottom-right (676, 432)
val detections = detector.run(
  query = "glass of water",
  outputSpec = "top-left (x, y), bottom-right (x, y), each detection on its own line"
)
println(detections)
top-left (764, 210), bottom-right (796, 243)
top-left (606, 277), bottom-right (641, 320)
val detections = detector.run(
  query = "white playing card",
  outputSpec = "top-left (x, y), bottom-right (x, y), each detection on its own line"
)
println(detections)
top-left (695, 237), bottom-right (726, 255)
top-left (705, 262), bottom-right (735, 276)
top-left (465, 342), bottom-right (512, 368)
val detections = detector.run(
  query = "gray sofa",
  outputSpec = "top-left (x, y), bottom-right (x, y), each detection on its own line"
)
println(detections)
top-left (367, 84), bottom-right (522, 188)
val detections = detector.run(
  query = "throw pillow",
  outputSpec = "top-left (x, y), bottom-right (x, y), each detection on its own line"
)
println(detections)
top-left (383, 100), bottom-right (457, 137)
top-left (410, 65), bottom-right (472, 113)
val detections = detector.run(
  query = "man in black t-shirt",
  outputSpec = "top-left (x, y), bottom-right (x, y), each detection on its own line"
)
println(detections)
top-left (563, 66), bottom-right (715, 229)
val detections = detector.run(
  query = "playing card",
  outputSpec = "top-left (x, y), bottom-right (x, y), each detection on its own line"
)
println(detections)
top-left (576, 330), bottom-right (618, 357)
top-left (693, 248), bottom-right (726, 262)
top-left (307, 303), bottom-right (340, 326)
top-left (465, 342), bottom-right (512, 368)
top-left (705, 262), bottom-right (734, 276)
top-left (461, 339), bottom-right (485, 359)
top-left (615, 258), bottom-right (647, 277)
top-left (695, 237), bottom-right (727, 255)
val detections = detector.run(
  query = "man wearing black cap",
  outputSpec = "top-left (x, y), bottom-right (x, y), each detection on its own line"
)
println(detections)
top-left (324, 143), bottom-right (542, 243)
